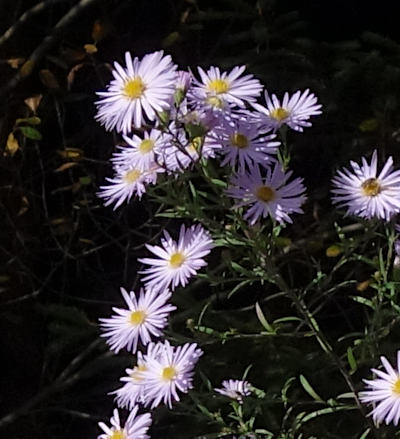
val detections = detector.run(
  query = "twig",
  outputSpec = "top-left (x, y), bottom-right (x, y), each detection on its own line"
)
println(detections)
top-left (0, 0), bottom-right (70, 47)
top-left (0, 0), bottom-right (101, 100)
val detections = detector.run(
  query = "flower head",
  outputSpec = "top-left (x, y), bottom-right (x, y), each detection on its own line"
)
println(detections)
top-left (141, 340), bottom-right (203, 408)
top-left (331, 150), bottom-right (400, 221)
top-left (227, 165), bottom-right (306, 225)
top-left (252, 89), bottom-right (322, 132)
top-left (97, 407), bottom-right (151, 439)
top-left (215, 379), bottom-right (252, 403)
top-left (98, 164), bottom-right (161, 209)
top-left (138, 224), bottom-right (213, 292)
top-left (190, 65), bottom-right (263, 110)
top-left (99, 287), bottom-right (176, 354)
top-left (95, 51), bottom-right (177, 133)
top-left (360, 351), bottom-right (400, 426)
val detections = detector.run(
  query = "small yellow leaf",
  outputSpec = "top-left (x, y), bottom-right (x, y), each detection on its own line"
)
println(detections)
top-left (359, 118), bottom-right (379, 132)
top-left (7, 58), bottom-right (25, 69)
top-left (24, 95), bottom-right (42, 113)
top-left (357, 279), bottom-right (371, 292)
top-left (4, 132), bottom-right (19, 156)
top-left (57, 148), bottom-right (83, 160)
top-left (54, 162), bottom-right (78, 173)
top-left (326, 245), bottom-right (342, 257)
top-left (84, 44), bottom-right (98, 54)
top-left (20, 60), bottom-right (34, 77)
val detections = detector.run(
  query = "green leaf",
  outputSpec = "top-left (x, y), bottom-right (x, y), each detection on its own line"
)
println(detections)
top-left (299, 375), bottom-right (323, 402)
top-left (255, 302), bottom-right (275, 333)
top-left (347, 346), bottom-right (357, 374)
top-left (18, 125), bottom-right (42, 140)
top-left (15, 116), bottom-right (41, 126)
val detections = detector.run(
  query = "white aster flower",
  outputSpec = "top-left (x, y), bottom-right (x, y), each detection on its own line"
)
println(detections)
top-left (98, 164), bottom-right (161, 209)
top-left (190, 65), bottom-right (263, 110)
top-left (215, 379), bottom-right (252, 403)
top-left (252, 89), bottom-right (322, 132)
top-left (360, 351), bottom-right (400, 426)
top-left (111, 129), bottom-right (167, 171)
top-left (331, 150), bottom-right (400, 221)
top-left (99, 287), bottom-right (176, 354)
top-left (95, 51), bottom-right (177, 133)
top-left (141, 340), bottom-right (203, 409)
top-left (138, 224), bottom-right (213, 292)
top-left (227, 165), bottom-right (306, 225)
top-left (97, 407), bottom-right (151, 439)
top-left (215, 117), bottom-right (279, 171)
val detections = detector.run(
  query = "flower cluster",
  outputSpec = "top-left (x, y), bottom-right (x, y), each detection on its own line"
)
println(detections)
top-left (95, 50), bottom-right (322, 225)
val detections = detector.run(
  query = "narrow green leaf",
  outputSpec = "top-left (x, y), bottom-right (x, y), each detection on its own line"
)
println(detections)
top-left (299, 375), bottom-right (323, 402)
top-left (347, 346), bottom-right (357, 374)
top-left (255, 302), bottom-right (275, 333)
top-left (18, 125), bottom-right (42, 140)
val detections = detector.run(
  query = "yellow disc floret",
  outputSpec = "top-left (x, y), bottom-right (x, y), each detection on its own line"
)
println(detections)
top-left (230, 132), bottom-right (249, 149)
top-left (270, 107), bottom-right (290, 121)
top-left (169, 252), bottom-right (186, 268)
top-left (139, 139), bottom-right (155, 154)
top-left (110, 430), bottom-right (126, 439)
top-left (393, 378), bottom-right (400, 395)
top-left (123, 77), bottom-right (146, 99)
top-left (361, 178), bottom-right (381, 197)
top-left (207, 78), bottom-right (230, 94)
top-left (162, 366), bottom-right (177, 381)
top-left (123, 169), bottom-right (141, 184)
top-left (206, 96), bottom-right (224, 108)
top-left (130, 310), bottom-right (146, 326)
top-left (256, 185), bottom-right (276, 202)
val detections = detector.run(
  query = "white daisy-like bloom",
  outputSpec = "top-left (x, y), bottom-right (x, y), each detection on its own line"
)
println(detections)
top-left (111, 129), bottom-right (167, 171)
top-left (215, 117), bottom-right (279, 171)
top-left (190, 65), bottom-right (263, 110)
top-left (252, 89), bottom-right (322, 132)
top-left (331, 150), bottom-right (400, 221)
top-left (97, 407), bottom-right (151, 439)
top-left (227, 164), bottom-right (306, 225)
top-left (99, 287), bottom-right (176, 354)
top-left (98, 164), bottom-right (161, 209)
top-left (215, 379), bottom-right (252, 403)
top-left (360, 351), bottom-right (400, 426)
top-left (138, 224), bottom-right (213, 293)
top-left (95, 51), bottom-right (177, 133)
top-left (141, 340), bottom-right (203, 409)
top-left (112, 344), bottom-right (162, 409)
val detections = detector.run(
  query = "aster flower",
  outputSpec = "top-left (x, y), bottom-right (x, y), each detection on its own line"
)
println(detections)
top-left (331, 150), bottom-right (400, 221)
top-left (111, 129), bottom-right (166, 171)
top-left (215, 117), bottom-right (279, 171)
top-left (215, 379), bottom-right (252, 403)
top-left (190, 65), bottom-right (263, 110)
top-left (99, 287), bottom-right (176, 354)
top-left (227, 165), bottom-right (306, 225)
top-left (98, 164), bottom-right (161, 209)
top-left (95, 51), bottom-right (177, 133)
top-left (360, 351), bottom-right (400, 426)
top-left (97, 407), bottom-right (151, 439)
top-left (141, 340), bottom-right (203, 409)
top-left (252, 89), bottom-right (322, 132)
top-left (138, 224), bottom-right (213, 292)
top-left (112, 345), bottom-right (162, 409)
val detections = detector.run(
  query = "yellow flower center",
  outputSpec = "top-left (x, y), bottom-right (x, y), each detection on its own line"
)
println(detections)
top-left (162, 366), bottom-right (177, 381)
top-left (139, 139), bottom-right (154, 154)
top-left (186, 137), bottom-right (202, 155)
top-left (270, 107), bottom-right (290, 121)
top-left (130, 364), bottom-right (147, 382)
top-left (256, 185), bottom-right (276, 202)
top-left (129, 310), bottom-right (146, 326)
top-left (393, 378), bottom-right (400, 395)
top-left (207, 78), bottom-right (230, 94)
top-left (361, 178), bottom-right (381, 197)
top-left (206, 95), bottom-right (224, 108)
top-left (169, 252), bottom-right (186, 268)
top-left (230, 132), bottom-right (249, 149)
top-left (123, 77), bottom-right (146, 99)
top-left (123, 169), bottom-right (141, 183)
top-left (110, 430), bottom-right (126, 439)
